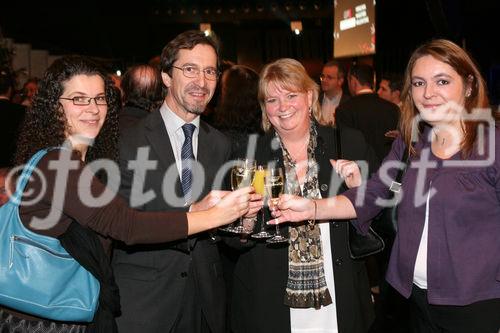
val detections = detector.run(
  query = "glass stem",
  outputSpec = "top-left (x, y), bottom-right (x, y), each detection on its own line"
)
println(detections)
top-left (259, 209), bottom-right (265, 232)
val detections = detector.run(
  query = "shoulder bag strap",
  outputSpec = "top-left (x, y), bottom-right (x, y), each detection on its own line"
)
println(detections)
top-left (334, 126), bottom-right (342, 160)
top-left (11, 147), bottom-right (65, 205)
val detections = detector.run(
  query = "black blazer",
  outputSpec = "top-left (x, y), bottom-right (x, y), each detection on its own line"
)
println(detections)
top-left (229, 125), bottom-right (376, 333)
top-left (335, 93), bottom-right (399, 167)
top-left (112, 109), bottom-right (231, 333)
top-left (119, 105), bottom-right (150, 129)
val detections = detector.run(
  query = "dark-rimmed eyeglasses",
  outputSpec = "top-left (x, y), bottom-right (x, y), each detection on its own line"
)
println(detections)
top-left (59, 96), bottom-right (107, 106)
top-left (172, 65), bottom-right (220, 81)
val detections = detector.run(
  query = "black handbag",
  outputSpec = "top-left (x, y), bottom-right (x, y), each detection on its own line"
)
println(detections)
top-left (334, 127), bottom-right (406, 260)
top-left (347, 223), bottom-right (385, 260)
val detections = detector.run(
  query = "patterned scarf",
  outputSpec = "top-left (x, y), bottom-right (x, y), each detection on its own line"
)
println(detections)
top-left (277, 123), bottom-right (333, 309)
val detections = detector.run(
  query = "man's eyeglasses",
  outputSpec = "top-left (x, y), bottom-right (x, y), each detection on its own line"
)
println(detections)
top-left (172, 65), bottom-right (220, 81)
top-left (319, 74), bottom-right (338, 81)
top-left (59, 96), bottom-right (107, 106)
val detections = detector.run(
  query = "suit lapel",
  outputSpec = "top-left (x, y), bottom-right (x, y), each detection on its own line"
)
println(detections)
top-left (144, 110), bottom-right (183, 198)
top-left (196, 122), bottom-right (211, 175)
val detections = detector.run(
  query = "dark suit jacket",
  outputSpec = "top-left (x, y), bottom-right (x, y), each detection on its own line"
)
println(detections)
top-left (0, 99), bottom-right (26, 167)
top-left (335, 93), bottom-right (399, 167)
top-left (119, 105), bottom-right (150, 129)
top-left (112, 109), bottom-right (231, 333)
top-left (229, 125), bottom-right (376, 333)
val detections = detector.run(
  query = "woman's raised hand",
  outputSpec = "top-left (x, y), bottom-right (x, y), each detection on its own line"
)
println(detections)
top-left (268, 194), bottom-right (315, 224)
top-left (330, 159), bottom-right (362, 188)
top-left (244, 192), bottom-right (264, 218)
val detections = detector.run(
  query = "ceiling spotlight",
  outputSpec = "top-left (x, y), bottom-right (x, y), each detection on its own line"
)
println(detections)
top-left (192, 8), bottom-right (198, 15)
top-left (200, 23), bottom-right (211, 37)
top-left (179, 8), bottom-right (185, 15)
top-left (299, 2), bottom-right (306, 10)
top-left (204, 8), bottom-right (210, 15)
top-left (270, 3), bottom-right (278, 12)
top-left (216, 7), bottom-right (222, 14)
top-left (256, 4), bottom-right (264, 12)
top-left (313, 2), bottom-right (320, 10)
top-left (229, 6), bottom-right (236, 14)
top-left (290, 20), bottom-right (303, 35)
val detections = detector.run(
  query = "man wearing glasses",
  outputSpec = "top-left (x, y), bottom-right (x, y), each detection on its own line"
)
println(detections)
top-left (113, 30), bottom-right (232, 333)
top-left (318, 60), bottom-right (350, 126)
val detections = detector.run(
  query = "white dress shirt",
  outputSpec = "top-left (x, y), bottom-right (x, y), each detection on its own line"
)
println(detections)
top-left (159, 103), bottom-right (200, 178)
top-left (321, 93), bottom-right (342, 125)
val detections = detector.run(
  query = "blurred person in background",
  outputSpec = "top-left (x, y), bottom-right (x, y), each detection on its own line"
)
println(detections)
top-left (20, 77), bottom-right (39, 107)
top-left (214, 64), bottom-right (263, 154)
top-left (120, 63), bottom-right (164, 128)
top-left (318, 60), bottom-right (350, 126)
top-left (0, 67), bottom-right (25, 167)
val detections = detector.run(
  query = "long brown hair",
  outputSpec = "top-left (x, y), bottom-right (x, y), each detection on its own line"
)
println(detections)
top-left (400, 39), bottom-right (494, 157)
top-left (215, 65), bottom-right (262, 133)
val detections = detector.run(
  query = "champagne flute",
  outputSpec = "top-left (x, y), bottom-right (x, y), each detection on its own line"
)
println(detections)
top-left (228, 158), bottom-right (256, 234)
top-left (251, 166), bottom-right (273, 239)
top-left (265, 167), bottom-right (288, 243)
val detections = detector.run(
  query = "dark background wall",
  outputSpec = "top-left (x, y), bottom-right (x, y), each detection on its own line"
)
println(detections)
top-left (1, 0), bottom-right (499, 103)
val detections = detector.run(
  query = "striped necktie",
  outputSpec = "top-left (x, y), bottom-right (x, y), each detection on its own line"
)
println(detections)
top-left (181, 123), bottom-right (196, 203)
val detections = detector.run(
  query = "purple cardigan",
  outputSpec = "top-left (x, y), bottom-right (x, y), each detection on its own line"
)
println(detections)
top-left (343, 125), bottom-right (500, 305)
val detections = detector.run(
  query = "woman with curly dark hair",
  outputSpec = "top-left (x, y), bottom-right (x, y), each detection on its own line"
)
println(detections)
top-left (0, 55), bottom-right (253, 332)
top-left (14, 56), bottom-right (120, 166)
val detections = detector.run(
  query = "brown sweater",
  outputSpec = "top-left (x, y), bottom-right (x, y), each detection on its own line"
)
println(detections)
top-left (3, 150), bottom-right (189, 322)
top-left (19, 150), bottom-right (188, 254)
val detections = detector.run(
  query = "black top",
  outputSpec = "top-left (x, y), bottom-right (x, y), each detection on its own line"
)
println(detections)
top-left (336, 93), bottom-right (399, 167)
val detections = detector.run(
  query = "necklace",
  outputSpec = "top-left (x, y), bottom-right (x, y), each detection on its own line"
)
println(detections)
top-left (432, 129), bottom-right (447, 147)
top-left (283, 135), bottom-right (310, 164)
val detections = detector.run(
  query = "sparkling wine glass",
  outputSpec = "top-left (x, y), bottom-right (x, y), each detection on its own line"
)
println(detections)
top-left (265, 167), bottom-right (288, 243)
top-left (251, 166), bottom-right (273, 239)
top-left (224, 158), bottom-right (256, 234)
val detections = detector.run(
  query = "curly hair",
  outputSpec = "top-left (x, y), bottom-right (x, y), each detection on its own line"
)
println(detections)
top-left (214, 65), bottom-right (262, 133)
top-left (14, 55), bottom-right (120, 165)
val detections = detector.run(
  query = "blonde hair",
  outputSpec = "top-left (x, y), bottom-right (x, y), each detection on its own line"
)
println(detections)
top-left (258, 58), bottom-right (320, 132)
